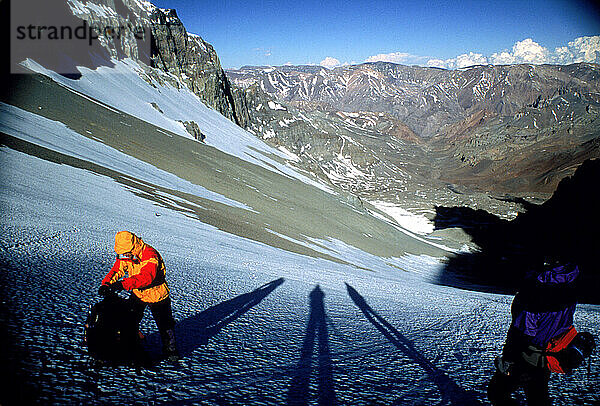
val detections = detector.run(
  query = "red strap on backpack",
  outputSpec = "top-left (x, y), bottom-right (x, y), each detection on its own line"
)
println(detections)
top-left (545, 326), bottom-right (578, 373)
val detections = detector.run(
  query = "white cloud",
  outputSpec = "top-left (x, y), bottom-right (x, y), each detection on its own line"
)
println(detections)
top-left (365, 35), bottom-right (600, 70)
top-left (426, 59), bottom-right (447, 68)
top-left (489, 36), bottom-right (600, 66)
top-left (490, 38), bottom-right (549, 65)
top-left (489, 51), bottom-right (514, 65)
top-left (320, 56), bottom-right (341, 69)
top-left (365, 52), bottom-right (428, 65)
top-left (550, 36), bottom-right (600, 64)
top-left (427, 52), bottom-right (488, 70)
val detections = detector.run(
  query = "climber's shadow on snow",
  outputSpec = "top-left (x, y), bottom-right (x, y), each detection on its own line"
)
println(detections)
top-left (345, 283), bottom-right (481, 406)
top-left (287, 285), bottom-right (336, 406)
top-left (433, 159), bottom-right (600, 304)
top-left (144, 278), bottom-right (285, 357)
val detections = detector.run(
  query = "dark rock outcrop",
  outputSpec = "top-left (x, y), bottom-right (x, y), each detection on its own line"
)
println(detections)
top-left (434, 158), bottom-right (600, 303)
top-left (63, 0), bottom-right (249, 127)
top-left (148, 8), bottom-right (243, 125)
top-left (179, 120), bottom-right (204, 141)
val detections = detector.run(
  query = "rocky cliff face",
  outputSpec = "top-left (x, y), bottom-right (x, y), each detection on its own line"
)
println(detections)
top-left (64, 0), bottom-right (247, 127)
top-left (148, 7), bottom-right (247, 126)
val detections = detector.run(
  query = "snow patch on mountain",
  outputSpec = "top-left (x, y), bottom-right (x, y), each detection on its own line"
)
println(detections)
top-left (268, 100), bottom-right (286, 111)
top-left (369, 201), bottom-right (434, 235)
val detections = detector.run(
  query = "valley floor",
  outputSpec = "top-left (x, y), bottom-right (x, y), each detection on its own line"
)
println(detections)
top-left (1, 144), bottom-right (598, 405)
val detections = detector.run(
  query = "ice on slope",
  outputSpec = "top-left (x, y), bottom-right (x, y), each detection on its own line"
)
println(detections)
top-left (20, 58), bottom-right (333, 194)
top-left (0, 102), bottom-right (252, 211)
top-left (1, 144), bottom-right (598, 405)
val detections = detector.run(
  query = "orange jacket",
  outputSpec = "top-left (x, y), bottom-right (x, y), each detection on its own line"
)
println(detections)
top-left (102, 237), bottom-right (169, 303)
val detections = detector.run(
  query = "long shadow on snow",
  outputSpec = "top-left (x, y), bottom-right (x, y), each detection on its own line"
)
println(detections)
top-left (144, 278), bottom-right (285, 358)
top-left (433, 158), bottom-right (600, 304)
top-left (345, 284), bottom-right (481, 406)
top-left (287, 285), bottom-right (337, 406)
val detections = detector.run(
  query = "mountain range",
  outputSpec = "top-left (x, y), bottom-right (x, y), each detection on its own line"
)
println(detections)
top-left (27, 0), bottom-right (599, 207)
top-left (227, 62), bottom-right (600, 198)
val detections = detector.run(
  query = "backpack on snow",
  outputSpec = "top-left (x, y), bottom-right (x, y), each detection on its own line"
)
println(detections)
top-left (543, 326), bottom-right (596, 373)
top-left (84, 293), bottom-right (141, 363)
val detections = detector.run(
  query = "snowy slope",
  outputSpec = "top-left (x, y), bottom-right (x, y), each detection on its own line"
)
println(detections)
top-left (1, 60), bottom-right (598, 405)
top-left (21, 58), bottom-right (332, 194)
top-left (1, 134), bottom-right (598, 405)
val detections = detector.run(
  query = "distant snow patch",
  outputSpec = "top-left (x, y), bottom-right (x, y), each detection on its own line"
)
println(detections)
top-left (370, 201), bottom-right (434, 235)
top-left (277, 146), bottom-right (300, 162)
top-left (268, 101), bottom-right (286, 111)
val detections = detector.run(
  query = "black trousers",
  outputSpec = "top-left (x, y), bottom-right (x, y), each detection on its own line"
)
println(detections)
top-left (129, 294), bottom-right (175, 340)
top-left (488, 364), bottom-right (551, 406)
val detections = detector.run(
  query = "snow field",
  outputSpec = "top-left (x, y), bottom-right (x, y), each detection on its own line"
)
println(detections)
top-left (1, 141), bottom-right (598, 404)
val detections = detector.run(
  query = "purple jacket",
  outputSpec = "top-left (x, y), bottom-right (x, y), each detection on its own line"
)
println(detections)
top-left (510, 263), bottom-right (579, 348)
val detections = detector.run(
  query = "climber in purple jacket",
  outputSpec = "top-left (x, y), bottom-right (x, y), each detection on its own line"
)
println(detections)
top-left (488, 259), bottom-right (579, 406)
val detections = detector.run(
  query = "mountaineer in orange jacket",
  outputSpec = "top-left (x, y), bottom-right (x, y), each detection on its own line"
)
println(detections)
top-left (99, 231), bottom-right (177, 360)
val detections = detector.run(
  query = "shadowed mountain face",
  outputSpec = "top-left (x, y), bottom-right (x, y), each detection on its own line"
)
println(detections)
top-left (433, 158), bottom-right (600, 304)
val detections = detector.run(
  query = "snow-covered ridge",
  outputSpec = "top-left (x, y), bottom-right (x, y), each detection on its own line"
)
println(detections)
top-left (20, 58), bottom-right (333, 194)
top-left (67, 0), bottom-right (118, 18)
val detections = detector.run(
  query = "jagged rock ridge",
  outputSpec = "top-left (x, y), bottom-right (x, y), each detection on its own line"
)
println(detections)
top-left (63, 0), bottom-right (247, 128)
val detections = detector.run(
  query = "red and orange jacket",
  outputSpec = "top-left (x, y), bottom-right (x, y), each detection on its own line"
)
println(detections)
top-left (102, 243), bottom-right (170, 303)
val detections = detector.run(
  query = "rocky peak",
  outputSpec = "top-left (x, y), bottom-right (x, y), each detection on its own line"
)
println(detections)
top-left (63, 0), bottom-right (247, 126)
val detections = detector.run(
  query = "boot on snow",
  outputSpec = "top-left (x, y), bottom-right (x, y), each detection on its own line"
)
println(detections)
top-left (161, 329), bottom-right (179, 362)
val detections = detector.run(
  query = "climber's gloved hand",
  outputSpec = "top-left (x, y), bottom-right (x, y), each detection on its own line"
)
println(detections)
top-left (98, 284), bottom-right (111, 297)
top-left (109, 281), bottom-right (124, 293)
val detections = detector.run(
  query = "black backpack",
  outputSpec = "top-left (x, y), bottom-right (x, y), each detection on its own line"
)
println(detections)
top-left (84, 294), bottom-right (141, 363)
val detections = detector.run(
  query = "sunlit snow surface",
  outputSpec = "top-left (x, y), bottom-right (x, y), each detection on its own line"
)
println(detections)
top-left (1, 139), bottom-right (599, 405)
top-left (369, 200), bottom-right (434, 236)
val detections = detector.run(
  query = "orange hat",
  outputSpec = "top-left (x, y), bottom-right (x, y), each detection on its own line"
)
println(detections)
top-left (114, 231), bottom-right (136, 254)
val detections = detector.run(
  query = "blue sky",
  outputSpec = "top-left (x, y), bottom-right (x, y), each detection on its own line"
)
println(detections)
top-left (149, 0), bottom-right (600, 69)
